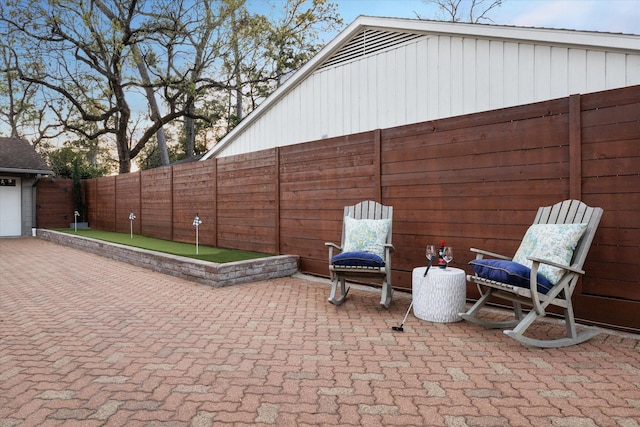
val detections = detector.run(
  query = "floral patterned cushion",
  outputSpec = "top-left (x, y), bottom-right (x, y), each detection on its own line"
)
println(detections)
top-left (512, 223), bottom-right (587, 285)
top-left (342, 216), bottom-right (390, 259)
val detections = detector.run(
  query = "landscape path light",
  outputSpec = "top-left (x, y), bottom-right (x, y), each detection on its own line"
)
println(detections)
top-left (129, 212), bottom-right (136, 239)
top-left (193, 214), bottom-right (202, 254)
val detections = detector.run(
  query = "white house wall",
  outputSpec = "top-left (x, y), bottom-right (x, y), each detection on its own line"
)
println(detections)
top-left (214, 34), bottom-right (640, 158)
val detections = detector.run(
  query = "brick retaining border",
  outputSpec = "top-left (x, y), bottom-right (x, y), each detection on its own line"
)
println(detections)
top-left (37, 229), bottom-right (299, 288)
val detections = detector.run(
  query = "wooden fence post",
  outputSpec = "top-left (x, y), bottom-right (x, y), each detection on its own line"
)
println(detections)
top-left (375, 129), bottom-right (382, 203)
top-left (212, 159), bottom-right (218, 248)
top-left (275, 147), bottom-right (281, 255)
top-left (170, 166), bottom-right (174, 241)
top-left (569, 94), bottom-right (582, 200)
top-left (112, 175), bottom-right (117, 231)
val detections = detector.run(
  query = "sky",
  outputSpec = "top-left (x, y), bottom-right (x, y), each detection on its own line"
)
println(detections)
top-left (3, 0), bottom-right (638, 148)
top-left (330, 0), bottom-right (640, 35)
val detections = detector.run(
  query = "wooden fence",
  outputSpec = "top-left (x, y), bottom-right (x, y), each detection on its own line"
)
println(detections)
top-left (37, 85), bottom-right (640, 331)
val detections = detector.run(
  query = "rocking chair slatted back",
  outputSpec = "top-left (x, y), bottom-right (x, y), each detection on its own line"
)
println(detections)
top-left (533, 199), bottom-right (602, 272)
top-left (341, 201), bottom-right (393, 248)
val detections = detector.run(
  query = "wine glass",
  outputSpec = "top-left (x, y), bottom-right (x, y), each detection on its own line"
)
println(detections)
top-left (425, 245), bottom-right (436, 263)
top-left (424, 245), bottom-right (436, 276)
top-left (443, 246), bottom-right (454, 267)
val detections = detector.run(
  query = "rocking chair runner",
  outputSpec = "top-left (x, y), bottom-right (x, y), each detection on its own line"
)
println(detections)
top-left (325, 201), bottom-right (394, 308)
top-left (460, 199), bottom-right (603, 348)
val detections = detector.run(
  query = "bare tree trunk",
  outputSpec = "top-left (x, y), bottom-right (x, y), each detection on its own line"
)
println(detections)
top-left (184, 106), bottom-right (195, 158)
top-left (8, 90), bottom-right (20, 139)
top-left (235, 86), bottom-right (242, 120)
top-left (93, 0), bottom-right (169, 167)
top-left (132, 46), bottom-right (170, 166)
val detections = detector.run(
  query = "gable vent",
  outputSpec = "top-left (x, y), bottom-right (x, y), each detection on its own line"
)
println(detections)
top-left (318, 29), bottom-right (424, 70)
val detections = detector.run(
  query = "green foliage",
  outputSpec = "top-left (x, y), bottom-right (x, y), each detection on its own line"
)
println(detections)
top-left (46, 145), bottom-right (110, 179)
top-left (137, 139), bottom-right (184, 170)
top-left (72, 157), bottom-right (85, 220)
top-left (136, 121), bottom-right (213, 170)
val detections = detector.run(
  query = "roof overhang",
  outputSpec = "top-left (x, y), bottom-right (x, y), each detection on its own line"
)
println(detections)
top-left (360, 16), bottom-right (640, 51)
top-left (201, 15), bottom-right (640, 160)
top-left (0, 167), bottom-right (53, 175)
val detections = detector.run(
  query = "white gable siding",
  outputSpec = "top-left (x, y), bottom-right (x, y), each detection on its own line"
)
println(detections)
top-left (211, 31), bottom-right (640, 158)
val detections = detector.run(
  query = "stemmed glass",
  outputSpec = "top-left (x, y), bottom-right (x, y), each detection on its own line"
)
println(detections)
top-left (424, 245), bottom-right (436, 276)
top-left (425, 245), bottom-right (436, 263)
top-left (443, 246), bottom-right (454, 268)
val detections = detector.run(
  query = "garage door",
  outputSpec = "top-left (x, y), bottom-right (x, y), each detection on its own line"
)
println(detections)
top-left (0, 177), bottom-right (22, 236)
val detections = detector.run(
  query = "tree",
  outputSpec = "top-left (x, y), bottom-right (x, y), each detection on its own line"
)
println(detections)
top-left (0, 39), bottom-right (66, 146)
top-left (420, 0), bottom-right (504, 23)
top-left (0, 0), bottom-right (342, 173)
top-left (136, 135), bottom-right (183, 171)
top-left (156, 0), bottom-right (231, 158)
top-left (147, 0), bottom-right (342, 158)
top-left (91, 0), bottom-right (172, 167)
top-left (216, 0), bottom-right (342, 124)
top-left (0, 0), bottom-right (198, 173)
top-left (46, 144), bottom-right (111, 179)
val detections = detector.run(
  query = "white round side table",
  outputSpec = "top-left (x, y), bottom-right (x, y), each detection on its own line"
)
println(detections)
top-left (412, 266), bottom-right (467, 323)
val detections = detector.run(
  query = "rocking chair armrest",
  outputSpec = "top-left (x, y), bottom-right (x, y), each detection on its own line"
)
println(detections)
top-left (384, 243), bottom-right (395, 253)
top-left (325, 242), bottom-right (341, 260)
top-left (325, 242), bottom-right (342, 250)
top-left (470, 247), bottom-right (511, 261)
top-left (527, 256), bottom-right (585, 275)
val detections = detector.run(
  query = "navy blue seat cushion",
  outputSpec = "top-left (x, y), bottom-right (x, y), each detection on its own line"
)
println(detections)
top-left (469, 259), bottom-right (554, 294)
top-left (331, 251), bottom-right (385, 268)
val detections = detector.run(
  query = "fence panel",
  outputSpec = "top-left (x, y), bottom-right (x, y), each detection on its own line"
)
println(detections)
top-left (39, 85), bottom-right (639, 331)
top-left (279, 132), bottom-right (378, 273)
top-left (115, 172), bottom-right (141, 235)
top-left (141, 167), bottom-right (172, 240)
top-left (216, 149), bottom-right (278, 254)
top-left (172, 160), bottom-right (217, 246)
top-left (381, 103), bottom-right (572, 288)
top-left (90, 176), bottom-right (116, 231)
top-left (575, 85), bottom-right (640, 328)
top-left (35, 178), bottom-right (74, 229)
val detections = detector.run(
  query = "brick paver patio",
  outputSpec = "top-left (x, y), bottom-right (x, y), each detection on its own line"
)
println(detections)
top-left (1, 237), bottom-right (639, 426)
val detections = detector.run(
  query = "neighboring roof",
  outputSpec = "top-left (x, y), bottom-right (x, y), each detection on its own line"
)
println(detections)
top-left (0, 137), bottom-right (53, 175)
top-left (202, 16), bottom-right (640, 161)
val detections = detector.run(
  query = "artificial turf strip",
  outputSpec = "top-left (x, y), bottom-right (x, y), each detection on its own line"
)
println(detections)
top-left (53, 229), bottom-right (271, 263)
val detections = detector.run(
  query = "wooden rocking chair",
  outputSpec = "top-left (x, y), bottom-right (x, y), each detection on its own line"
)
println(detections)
top-left (460, 199), bottom-right (603, 348)
top-left (325, 201), bottom-right (394, 308)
